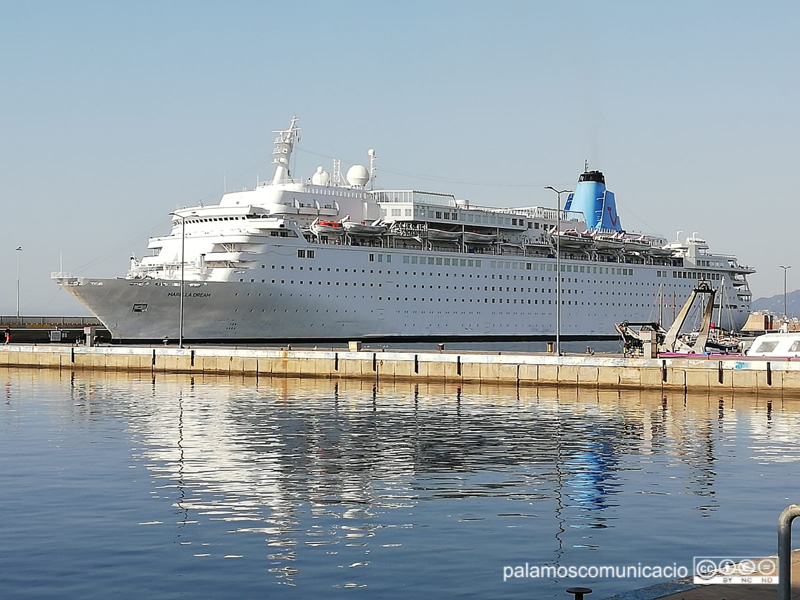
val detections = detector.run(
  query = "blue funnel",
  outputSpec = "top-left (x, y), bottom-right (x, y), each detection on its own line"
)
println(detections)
top-left (564, 170), bottom-right (622, 232)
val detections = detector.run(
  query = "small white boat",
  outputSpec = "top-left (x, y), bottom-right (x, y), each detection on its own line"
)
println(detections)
top-left (342, 218), bottom-right (387, 236)
top-left (463, 231), bottom-right (496, 244)
top-left (310, 218), bottom-right (344, 235)
top-left (554, 229), bottom-right (594, 249)
top-left (622, 235), bottom-right (651, 252)
top-left (426, 228), bottom-right (462, 241)
top-left (647, 245), bottom-right (674, 257)
top-left (592, 232), bottom-right (624, 251)
top-left (745, 333), bottom-right (800, 357)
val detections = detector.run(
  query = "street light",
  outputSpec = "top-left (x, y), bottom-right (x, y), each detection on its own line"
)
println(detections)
top-left (780, 265), bottom-right (791, 320)
top-left (545, 187), bottom-right (572, 355)
top-left (15, 246), bottom-right (22, 320)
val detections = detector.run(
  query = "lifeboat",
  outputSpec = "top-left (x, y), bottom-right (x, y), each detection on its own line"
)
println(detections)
top-left (426, 228), bottom-right (462, 241)
top-left (463, 231), bottom-right (496, 244)
top-left (310, 218), bottom-right (344, 235)
top-left (342, 218), bottom-right (388, 236)
top-left (592, 232), bottom-right (624, 251)
top-left (622, 234), bottom-right (651, 253)
top-left (553, 228), bottom-right (594, 249)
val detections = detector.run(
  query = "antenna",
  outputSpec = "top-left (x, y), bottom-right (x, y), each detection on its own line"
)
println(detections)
top-left (584, 159), bottom-right (589, 172)
top-left (368, 148), bottom-right (377, 190)
top-left (333, 158), bottom-right (343, 186)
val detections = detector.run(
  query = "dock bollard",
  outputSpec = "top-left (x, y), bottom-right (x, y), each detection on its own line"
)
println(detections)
top-left (547, 342), bottom-right (554, 353)
top-left (566, 587), bottom-right (592, 600)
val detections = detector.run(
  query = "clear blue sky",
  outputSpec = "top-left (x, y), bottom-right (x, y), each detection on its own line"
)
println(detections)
top-left (1, 0), bottom-right (798, 314)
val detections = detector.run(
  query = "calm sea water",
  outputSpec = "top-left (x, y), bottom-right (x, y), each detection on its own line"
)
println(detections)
top-left (1, 368), bottom-right (798, 599)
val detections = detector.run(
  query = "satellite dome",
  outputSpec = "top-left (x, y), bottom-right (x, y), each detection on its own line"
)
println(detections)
top-left (311, 166), bottom-right (330, 186)
top-left (346, 164), bottom-right (370, 187)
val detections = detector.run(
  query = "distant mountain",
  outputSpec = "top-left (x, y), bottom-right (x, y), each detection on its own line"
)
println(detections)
top-left (751, 289), bottom-right (800, 315)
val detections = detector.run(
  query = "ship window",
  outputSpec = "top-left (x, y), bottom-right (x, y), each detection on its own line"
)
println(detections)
top-left (297, 249), bottom-right (306, 258)
top-left (753, 341), bottom-right (779, 354)
top-left (308, 250), bottom-right (314, 258)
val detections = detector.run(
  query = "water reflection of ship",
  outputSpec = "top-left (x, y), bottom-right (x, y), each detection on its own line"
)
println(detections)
top-left (565, 439), bottom-right (618, 514)
top-left (29, 369), bottom-right (799, 585)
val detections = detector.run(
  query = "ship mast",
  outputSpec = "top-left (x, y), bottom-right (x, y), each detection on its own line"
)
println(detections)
top-left (271, 117), bottom-right (301, 184)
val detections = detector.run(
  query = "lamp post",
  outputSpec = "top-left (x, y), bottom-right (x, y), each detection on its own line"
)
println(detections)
top-left (170, 213), bottom-right (187, 348)
top-left (15, 246), bottom-right (22, 320)
top-left (780, 265), bottom-right (791, 320)
top-left (545, 187), bottom-right (572, 355)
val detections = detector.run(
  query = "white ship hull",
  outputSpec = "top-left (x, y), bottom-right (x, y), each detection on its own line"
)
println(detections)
top-left (57, 244), bottom-right (751, 342)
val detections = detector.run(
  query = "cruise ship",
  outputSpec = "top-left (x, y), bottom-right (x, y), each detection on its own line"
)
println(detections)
top-left (54, 118), bottom-right (755, 342)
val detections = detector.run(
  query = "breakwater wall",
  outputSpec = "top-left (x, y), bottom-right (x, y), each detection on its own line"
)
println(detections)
top-left (1, 344), bottom-right (799, 393)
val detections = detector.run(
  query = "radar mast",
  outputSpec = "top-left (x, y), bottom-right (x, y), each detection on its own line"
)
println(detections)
top-left (271, 117), bottom-right (300, 184)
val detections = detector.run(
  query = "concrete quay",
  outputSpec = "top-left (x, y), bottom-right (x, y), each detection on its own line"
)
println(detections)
top-left (1, 344), bottom-right (800, 392)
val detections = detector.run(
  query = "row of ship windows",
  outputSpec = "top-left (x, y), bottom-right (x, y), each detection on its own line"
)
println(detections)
top-left (266, 264), bottom-right (649, 281)
top-left (182, 216), bottom-right (247, 223)
top-left (380, 207), bottom-right (526, 227)
top-left (697, 259), bottom-right (728, 268)
top-left (231, 288), bottom-right (699, 306)
top-left (182, 214), bottom-right (297, 223)
top-left (293, 250), bottom-right (734, 280)
top-left (401, 254), bottom-right (638, 275)
top-left (229, 295), bottom-right (665, 307)
top-left (242, 280), bottom-right (679, 298)
top-left (301, 249), bottom-right (645, 276)
top-left (674, 271), bottom-right (722, 280)
top-left (242, 272), bottom-right (713, 289)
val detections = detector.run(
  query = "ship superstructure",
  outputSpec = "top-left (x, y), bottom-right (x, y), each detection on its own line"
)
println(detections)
top-left (54, 119), bottom-right (755, 342)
